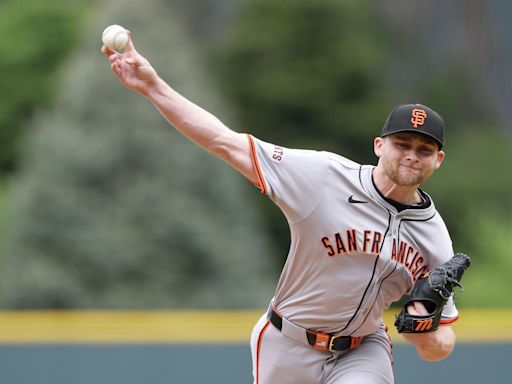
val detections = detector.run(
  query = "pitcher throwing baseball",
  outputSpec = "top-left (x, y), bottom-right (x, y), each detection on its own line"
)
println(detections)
top-left (102, 29), bottom-right (470, 384)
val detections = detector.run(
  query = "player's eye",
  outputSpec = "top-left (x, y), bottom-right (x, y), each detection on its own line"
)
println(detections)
top-left (418, 146), bottom-right (434, 155)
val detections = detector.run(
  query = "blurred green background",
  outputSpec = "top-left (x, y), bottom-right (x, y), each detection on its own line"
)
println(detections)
top-left (0, 0), bottom-right (510, 310)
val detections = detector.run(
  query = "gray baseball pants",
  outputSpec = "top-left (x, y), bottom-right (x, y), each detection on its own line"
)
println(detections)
top-left (250, 313), bottom-right (394, 384)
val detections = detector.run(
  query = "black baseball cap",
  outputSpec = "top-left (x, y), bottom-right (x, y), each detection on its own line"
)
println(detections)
top-left (381, 104), bottom-right (445, 148)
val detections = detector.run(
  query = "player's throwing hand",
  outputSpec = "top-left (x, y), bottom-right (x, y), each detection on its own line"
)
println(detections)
top-left (101, 32), bottom-right (158, 95)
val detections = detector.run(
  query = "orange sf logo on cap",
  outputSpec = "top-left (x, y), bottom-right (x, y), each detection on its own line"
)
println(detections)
top-left (411, 108), bottom-right (427, 128)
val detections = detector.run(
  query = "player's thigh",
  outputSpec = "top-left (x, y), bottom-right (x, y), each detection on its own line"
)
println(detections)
top-left (250, 314), bottom-right (326, 384)
top-left (324, 327), bottom-right (394, 384)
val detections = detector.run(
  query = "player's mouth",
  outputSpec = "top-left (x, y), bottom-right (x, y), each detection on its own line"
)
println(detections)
top-left (399, 164), bottom-right (421, 172)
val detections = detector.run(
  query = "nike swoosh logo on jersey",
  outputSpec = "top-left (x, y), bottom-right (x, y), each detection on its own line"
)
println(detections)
top-left (348, 195), bottom-right (368, 204)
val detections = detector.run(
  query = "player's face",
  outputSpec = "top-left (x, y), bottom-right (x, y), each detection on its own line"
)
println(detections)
top-left (374, 133), bottom-right (445, 187)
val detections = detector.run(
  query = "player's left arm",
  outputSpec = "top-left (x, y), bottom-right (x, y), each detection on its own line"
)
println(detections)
top-left (401, 301), bottom-right (456, 361)
top-left (394, 252), bottom-right (470, 361)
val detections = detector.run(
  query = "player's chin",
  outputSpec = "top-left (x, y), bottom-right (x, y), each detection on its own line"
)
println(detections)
top-left (396, 174), bottom-right (425, 187)
top-left (396, 169), bottom-right (427, 186)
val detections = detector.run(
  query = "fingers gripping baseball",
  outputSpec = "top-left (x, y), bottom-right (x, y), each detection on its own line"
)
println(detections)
top-left (101, 31), bottom-right (158, 94)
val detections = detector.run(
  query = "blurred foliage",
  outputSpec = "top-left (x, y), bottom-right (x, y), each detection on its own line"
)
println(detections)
top-left (0, 0), bottom-right (87, 174)
top-left (0, 0), bottom-right (275, 309)
top-left (211, 0), bottom-right (512, 306)
top-left (424, 129), bottom-right (512, 307)
top-left (0, 0), bottom-right (510, 308)
top-left (375, 10), bottom-right (512, 307)
top-left (425, 130), bottom-right (512, 236)
top-left (0, 180), bottom-right (7, 259)
top-left (212, 0), bottom-right (393, 260)
top-left (458, 213), bottom-right (512, 307)
top-left (214, 0), bottom-right (391, 158)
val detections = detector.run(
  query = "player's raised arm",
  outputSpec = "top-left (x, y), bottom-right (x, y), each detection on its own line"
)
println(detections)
top-left (101, 29), bottom-right (258, 185)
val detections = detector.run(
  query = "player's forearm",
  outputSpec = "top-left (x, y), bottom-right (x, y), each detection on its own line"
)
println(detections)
top-left (142, 77), bottom-right (257, 184)
top-left (402, 326), bottom-right (456, 361)
top-left (144, 78), bottom-right (236, 155)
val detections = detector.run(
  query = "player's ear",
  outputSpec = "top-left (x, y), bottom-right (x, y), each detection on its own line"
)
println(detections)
top-left (434, 150), bottom-right (445, 170)
top-left (374, 137), bottom-right (384, 158)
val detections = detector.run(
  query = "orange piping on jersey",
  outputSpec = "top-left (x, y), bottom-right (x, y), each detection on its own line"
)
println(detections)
top-left (439, 316), bottom-right (459, 326)
top-left (256, 320), bottom-right (270, 384)
top-left (247, 134), bottom-right (268, 194)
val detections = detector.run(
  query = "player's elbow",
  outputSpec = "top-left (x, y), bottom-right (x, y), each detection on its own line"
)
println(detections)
top-left (208, 132), bottom-right (248, 165)
top-left (208, 134), bottom-right (232, 160)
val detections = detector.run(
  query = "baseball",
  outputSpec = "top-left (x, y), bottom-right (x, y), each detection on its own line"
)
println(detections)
top-left (102, 25), bottom-right (129, 51)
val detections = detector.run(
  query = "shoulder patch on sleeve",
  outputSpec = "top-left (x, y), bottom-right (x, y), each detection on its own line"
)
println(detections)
top-left (271, 145), bottom-right (285, 163)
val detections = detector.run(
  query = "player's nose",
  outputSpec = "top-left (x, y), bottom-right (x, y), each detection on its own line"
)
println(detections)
top-left (404, 149), bottom-right (420, 162)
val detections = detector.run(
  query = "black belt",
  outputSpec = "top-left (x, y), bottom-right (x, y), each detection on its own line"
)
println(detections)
top-left (268, 306), bottom-right (363, 352)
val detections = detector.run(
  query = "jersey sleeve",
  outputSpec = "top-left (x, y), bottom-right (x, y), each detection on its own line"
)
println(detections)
top-left (248, 134), bottom-right (329, 223)
top-left (440, 295), bottom-right (459, 325)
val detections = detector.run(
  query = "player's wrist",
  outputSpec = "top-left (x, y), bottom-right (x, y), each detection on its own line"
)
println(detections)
top-left (405, 326), bottom-right (455, 361)
top-left (416, 338), bottom-right (454, 361)
top-left (142, 77), bottom-right (169, 99)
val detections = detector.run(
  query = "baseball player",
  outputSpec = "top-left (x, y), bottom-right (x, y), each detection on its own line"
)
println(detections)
top-left (102, 33), bottom-right (469, 384)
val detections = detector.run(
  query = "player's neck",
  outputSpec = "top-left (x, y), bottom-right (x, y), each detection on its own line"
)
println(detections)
top-left (372, 167), bottom-right (422, 205)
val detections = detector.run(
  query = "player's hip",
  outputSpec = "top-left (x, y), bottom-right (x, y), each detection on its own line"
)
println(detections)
top-left (250, 311), bottom-right (393, 384)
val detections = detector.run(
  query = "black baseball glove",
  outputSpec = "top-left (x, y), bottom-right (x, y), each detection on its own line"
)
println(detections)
top-left (395, 252), bottom-right (471, 333)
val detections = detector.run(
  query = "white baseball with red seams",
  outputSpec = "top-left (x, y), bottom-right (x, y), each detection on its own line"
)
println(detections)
top-left (102, 25), bottom-right (129, 51)
top-left (247, 135), bottom-right (457, 384)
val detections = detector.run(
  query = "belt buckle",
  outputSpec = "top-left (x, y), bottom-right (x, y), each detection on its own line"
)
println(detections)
top-left (328, 336), bottom-right (338, 352)
top-left (328, 335), bottom-right (362, 352)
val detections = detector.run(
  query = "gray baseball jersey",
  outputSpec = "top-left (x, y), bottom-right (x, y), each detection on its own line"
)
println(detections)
top-left (248, 135), bottom-right (458, 337)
